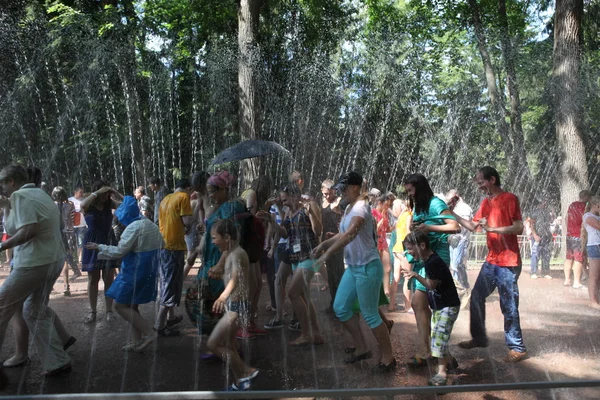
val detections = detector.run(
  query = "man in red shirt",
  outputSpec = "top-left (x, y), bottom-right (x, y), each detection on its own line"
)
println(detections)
top-left (563, 190), bottom-right (591, 288)
top-left (450, 166), bottom-right (527, 362)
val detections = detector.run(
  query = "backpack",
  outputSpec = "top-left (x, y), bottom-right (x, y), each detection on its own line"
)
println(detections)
top-left (234, 211), bottom-right (265, 264)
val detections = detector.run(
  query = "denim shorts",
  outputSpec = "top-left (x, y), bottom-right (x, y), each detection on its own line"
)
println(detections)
top-left (587, 244), bottom-right (600, 260)
top-left (227, 300), bottom-right (249, 314)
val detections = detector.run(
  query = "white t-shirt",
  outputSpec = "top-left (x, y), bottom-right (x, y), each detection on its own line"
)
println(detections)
top-left (583, 212), bottom-right (600, 246)
top-left (6, 185), bottom-right (65, 268)
top-left (340, 200), bottom-right (380, 266)
top-left (453, 200), bottom-right (473, 239)
top-left (68, 196), bottom-right (87, 228)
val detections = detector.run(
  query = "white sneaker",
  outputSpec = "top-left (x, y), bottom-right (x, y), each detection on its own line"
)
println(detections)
top-left (544, 275), bottom-right (553, 280)
top-left (530, 274), bottom-right (538, 279)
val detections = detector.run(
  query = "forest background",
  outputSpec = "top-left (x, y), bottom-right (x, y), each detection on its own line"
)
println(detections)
top-left (0, 0), bottom-right (597, 220)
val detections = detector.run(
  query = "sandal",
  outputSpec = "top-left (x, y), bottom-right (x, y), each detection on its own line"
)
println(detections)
top-left (406, 356), bottom-right (429, 368)
top-left (84, 311), bottom-right (97, 324)
top-left (106, 311), bottom-right (116, 322)
top-left (428, 373), bottom-right (448, 386)
top-left (344, 346), bottom-right (356, 354)
top-left (344, 350), bottom-right (373, 364)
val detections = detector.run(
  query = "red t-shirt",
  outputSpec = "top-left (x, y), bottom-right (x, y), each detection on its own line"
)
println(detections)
top-left (567, 201), bottom-right (586, 237)
top-left (473, 192), bottom-right (522, 267)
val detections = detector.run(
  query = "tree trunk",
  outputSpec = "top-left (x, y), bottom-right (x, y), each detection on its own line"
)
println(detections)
top-left (468, 0), bottom-right (513, 158)
top-left (553, 0), bottom-right (588, 232)
top-left (497, 0), bottom-right (531, 195)
top-left (238, 0), bottom-right (262, 189)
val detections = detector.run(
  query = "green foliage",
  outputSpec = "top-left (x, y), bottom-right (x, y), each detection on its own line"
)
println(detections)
top-left (0, 0), bottom-right (597, 201)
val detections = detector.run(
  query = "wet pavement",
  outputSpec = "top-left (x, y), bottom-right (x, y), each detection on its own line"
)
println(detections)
top-left (0, 262), bottom-right (599, 399)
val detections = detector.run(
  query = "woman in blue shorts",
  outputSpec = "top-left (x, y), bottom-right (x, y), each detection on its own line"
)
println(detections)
top-left (403, 173), bottom-right (459, 367)
top-left (313, 171), bottom-right (396, 373)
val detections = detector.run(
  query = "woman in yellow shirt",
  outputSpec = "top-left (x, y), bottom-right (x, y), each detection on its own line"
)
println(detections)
top-left (389, 199), bottom-right (412, 312)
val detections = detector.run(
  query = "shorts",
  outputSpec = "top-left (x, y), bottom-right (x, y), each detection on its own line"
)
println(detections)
top-left (159, 249), bottom-right (185, 307)
top-left (227, 300), bottom-right (249, 314)
top-left (430, 306), bottom-right (460, 358)
top-left (587, 244), bottom-right (600, 260)
top-left (74, 227), bottom-right (87, 248)
top-left (276, 243), bottom-right (291, 265)
top-left (566, 237), bottom-right (584, 262)
top-left (292, 259), bottom-right (320, 273)
top-left (185, 231), bottom-right (199, 252)
top-left (410, 262), bottom-right (427, 292)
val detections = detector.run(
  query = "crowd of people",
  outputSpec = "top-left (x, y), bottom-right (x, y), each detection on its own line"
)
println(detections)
top-left (0, 163), bottom-right (598, 391)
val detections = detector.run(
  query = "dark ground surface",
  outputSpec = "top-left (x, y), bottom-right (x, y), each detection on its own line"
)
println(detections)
top-left (0, 262), bottom-right (599, 400)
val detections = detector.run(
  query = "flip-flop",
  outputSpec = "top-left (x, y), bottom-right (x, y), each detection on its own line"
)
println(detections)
top-left (406, 356), bottom-right (428, 368)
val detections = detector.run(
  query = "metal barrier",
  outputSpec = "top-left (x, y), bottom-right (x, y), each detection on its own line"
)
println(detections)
top-left (3, 380), bottom-right (600, 399)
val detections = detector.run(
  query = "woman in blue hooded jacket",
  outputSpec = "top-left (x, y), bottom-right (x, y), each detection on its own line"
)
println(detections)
top-left (86, 196), bottom-right (163, 352)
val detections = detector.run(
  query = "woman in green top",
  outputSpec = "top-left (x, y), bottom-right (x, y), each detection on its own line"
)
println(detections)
top-left (404, 173), bottom-right (459, 366)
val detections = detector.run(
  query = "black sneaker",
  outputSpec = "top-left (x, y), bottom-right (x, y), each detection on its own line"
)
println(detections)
top-left (166, 315), bottom-right (184, 328)
top-left (288, 320), bottom-right (301, 332)
top-left (157, 326), bottom-right (180, 337)
top-left (264, 319), bottom-right (284, 330)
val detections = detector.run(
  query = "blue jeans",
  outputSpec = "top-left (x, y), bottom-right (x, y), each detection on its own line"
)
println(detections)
top-left (450, 237), bottom-right (470, 290)
top-left (530, 238), bottom-right (551, 275)
top-left (470, 262), bottom-right (526, 352)
top-left (334, 259), bottom-right (383, 328)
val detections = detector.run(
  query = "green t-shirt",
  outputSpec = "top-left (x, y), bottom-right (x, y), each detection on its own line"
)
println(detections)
top-left (413, 197), bottom-right (452, 265)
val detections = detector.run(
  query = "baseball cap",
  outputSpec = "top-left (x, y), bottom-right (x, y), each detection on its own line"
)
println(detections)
top-left (333, 171), bottom-right (363, 191)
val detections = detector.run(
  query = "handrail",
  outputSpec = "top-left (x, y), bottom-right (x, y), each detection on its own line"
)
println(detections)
top-left (3, 379), bottom-right (600, 399)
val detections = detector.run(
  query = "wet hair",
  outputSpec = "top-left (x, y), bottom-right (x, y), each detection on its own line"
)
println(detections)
top-left (149, 177), bottom-right (161, 185)
top-left (135, 186), bottom-right (145, 195)
top-left (75, 186), bottom-right (84, 193)
top-left (212, 218), bottom-right (238, 241)
top-left (280, 182), bottom-right (302, 197)
top-left (385, 192), bottom-right (396, 202)
top-left (27, 166), bottom-right (42, 187)
top-left (251, 175), bottom-right (272, 212)
top-left (176, 178), bottom-right (192, 190)
top-left (321, 179), bottom-right (335, 190)
top-left (404, 173), bottom-right (434, 214)
top-left (52, 186), bottom-right (68, 202)
top-left (580, 190), bottom-right (592, 201)
top-left (92, 179), bottom-right (108, 192)
top-left (192, 171), bottom-right (210, 192)
top-left (0, 165), bottom-right (30, 186)
top-left (403, 231), bottom-right (430, 249)
top-left (289, 170), bottom-right (303, 184)
top-left (478, 166), bottom-right (501, 187)
top-left (90, 179), bottom-right (112, 208)
top-left (376, 194), bottom-right (387, 207)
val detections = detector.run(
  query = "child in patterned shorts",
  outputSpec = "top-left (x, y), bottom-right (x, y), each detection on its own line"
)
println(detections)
top-left (402, 231), bottom-right (460, 386)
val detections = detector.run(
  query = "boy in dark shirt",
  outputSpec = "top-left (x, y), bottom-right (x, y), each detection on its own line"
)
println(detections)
top-left (403, 231), bottom-right (460, 386)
